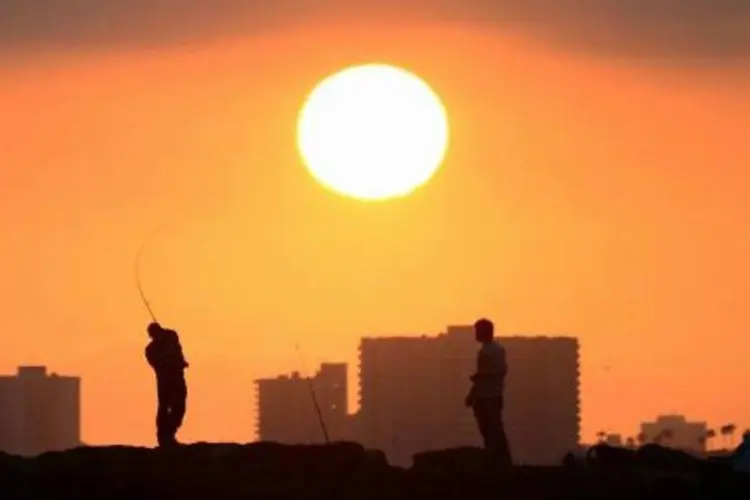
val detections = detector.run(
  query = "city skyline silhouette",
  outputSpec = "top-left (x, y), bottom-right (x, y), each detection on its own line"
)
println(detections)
top-left (0, 325), bottom-right (742, 459)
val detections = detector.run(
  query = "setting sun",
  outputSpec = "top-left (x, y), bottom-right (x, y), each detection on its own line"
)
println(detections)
top-left (297, 63), bottom-right (449, 201)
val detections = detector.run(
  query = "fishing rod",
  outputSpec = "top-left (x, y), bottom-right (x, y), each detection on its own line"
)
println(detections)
top-left (135, 240), bottom-right (158, 323)
top-left (295, 343), bottom-right (330, 444)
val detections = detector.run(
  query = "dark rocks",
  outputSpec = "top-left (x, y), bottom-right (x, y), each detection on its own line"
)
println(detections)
top-left (636, 444), bottom-right (702, 472)
top-left (584, 443), bottom-right (708, 473)
top-left (1, 441), bottom-right (399, 500)
top-left (585, 443), bottom-right (638, 466)
top-left (413, 446), bottom-right (486, 474)
top-left (0, 442), bottom-right (749, 500)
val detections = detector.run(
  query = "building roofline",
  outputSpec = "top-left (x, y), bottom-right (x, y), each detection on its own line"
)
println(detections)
top-left (360, 334), bottom-right (580, 342)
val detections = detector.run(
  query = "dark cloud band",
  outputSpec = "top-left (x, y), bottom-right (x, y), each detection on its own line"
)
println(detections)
top-left (0, 0), bottom-right (748, 58)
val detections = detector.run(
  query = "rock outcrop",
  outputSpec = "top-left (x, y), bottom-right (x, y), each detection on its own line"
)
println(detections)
top-left (1, 442), bottom-right (748, 500)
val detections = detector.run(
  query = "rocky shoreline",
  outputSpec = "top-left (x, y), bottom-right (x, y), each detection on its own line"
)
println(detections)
top-left (0, 442), bottom-right (747, 499)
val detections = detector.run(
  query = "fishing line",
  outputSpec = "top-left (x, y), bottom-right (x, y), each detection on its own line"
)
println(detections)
top-left (295, 343), bottom-right (331, 443)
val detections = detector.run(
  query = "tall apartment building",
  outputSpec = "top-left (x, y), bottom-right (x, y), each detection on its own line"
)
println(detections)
top-left (640, 414), bottom-right (707, 452)
top-left (0, 366), bottom-right (81, 456)
top-left (358, 326), bottom-right (580, 466)
top-left (255, 363), bottom-right (348, 443)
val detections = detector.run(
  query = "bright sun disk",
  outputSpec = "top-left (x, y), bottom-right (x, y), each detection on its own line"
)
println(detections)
top-left (297, 63), bottom-right (449, 201)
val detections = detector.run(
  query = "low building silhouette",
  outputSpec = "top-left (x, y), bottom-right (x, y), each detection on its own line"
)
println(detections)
top-left (358, 326), bottom-right (580, 466)
top-left (0, 366), bottom-right (81, 456)
top-left (640, 414), bottom-right (707, 452)
top-left (255, 363), bottom-right (348, 443)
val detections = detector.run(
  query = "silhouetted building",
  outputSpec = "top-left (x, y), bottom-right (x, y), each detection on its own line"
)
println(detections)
top-left (0, 366), bottom-right (81, 456)
top-left (358, 326), bottom-right (580, 466)
top-left (255, 363), bottom-right (348, 443)
top-left (641, 414), bottom-right (707, 452)
top-left (345, 410), bottom-right (362, 443)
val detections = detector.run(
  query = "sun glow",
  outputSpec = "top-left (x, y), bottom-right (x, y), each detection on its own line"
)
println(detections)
top-left (297, 64), bottom-right (449, 201)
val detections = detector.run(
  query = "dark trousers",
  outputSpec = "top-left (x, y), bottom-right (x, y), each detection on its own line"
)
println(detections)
top-left (472, 397), bottom-right (512, 467)
top-left (156, 375), bottom-right (187, 446)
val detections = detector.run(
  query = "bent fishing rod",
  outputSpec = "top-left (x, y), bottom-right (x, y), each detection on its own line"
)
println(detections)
top-left (135, 240), bottom-right (159, 324)
top-left (295, 343), bottom-right (331, 444)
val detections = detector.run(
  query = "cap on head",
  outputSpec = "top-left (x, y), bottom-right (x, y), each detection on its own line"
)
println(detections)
top-left (474, 318), bottom-right (494, 342)
top-left (147, 322), bottom-right (163, 338)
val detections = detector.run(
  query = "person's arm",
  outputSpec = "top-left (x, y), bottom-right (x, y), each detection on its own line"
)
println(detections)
top-left (145, 342), bottom-right (169, 371)
top-left (470, 348), bottom-right (487, 381)
top-left (177, 343), bottom-right (189, 368)
top-left (465, 350), bottom-right (483, 406)
top-left (166, 342), bottom-right (188, 369)
top-left (173, 335), bottom-right (189, 368)
top-left (145, 343), bottom-right (157, 368)
top-left (164, 330), bottom-right (189, 368)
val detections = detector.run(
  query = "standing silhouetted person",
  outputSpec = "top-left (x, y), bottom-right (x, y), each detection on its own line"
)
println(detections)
top-left (465, 318), bottom-right (512, 468)
top-left (145, 322), bottom-right (189, 448)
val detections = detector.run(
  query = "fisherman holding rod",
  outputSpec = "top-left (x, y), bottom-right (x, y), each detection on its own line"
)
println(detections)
top-left (136, 239), bottom-right (190, 448)
top-left (145, 321), bottom-right (189, 448)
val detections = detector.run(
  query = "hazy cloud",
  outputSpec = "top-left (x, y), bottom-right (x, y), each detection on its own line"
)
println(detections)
top-left (0, 0), bottom-right (749, 58)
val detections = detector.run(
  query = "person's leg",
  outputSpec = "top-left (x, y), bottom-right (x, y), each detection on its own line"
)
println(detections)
top-left (156, 381), bottom-right (171, 447)
top-left (473, 400), bottom-right (492, 449)
top-left (478, 398), bottom-right (512, 468)
top-left (157, 392), bottom-right (177, 446)
top-left (481, 399), bottom-right (501, 456)
top-left (493, 398), bottom-right (512, 467)
top-left (475, 399), bottom-right (508, 471)
top-left (171, 380), bottom-right (187, 440)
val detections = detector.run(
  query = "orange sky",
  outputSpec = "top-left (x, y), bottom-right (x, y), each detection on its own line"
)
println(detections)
top-left (0, 22), bottom-right (748, 447)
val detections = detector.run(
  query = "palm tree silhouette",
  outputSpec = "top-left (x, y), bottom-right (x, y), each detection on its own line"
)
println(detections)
top-left (704, 428), bottom-right (716, 450)
top-left (720, 424), bottom-right (737, 448)
top-left (728, 424), bottom-right (737, 447)
top-left (596, 430), bottom-right (607, 443)
top-left (625, 437), bottom-right (636, 449)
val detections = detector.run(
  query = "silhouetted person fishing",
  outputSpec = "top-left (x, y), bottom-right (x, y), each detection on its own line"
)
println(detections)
top-left (145, 322), bottom-right (189, 448)
top-left (465, 318), bottom-right (512, 468)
